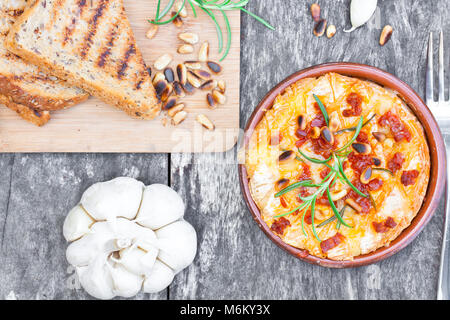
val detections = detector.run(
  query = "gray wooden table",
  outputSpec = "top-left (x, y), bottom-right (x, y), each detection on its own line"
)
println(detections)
top-left (0, 0), bottom-right (448, 300)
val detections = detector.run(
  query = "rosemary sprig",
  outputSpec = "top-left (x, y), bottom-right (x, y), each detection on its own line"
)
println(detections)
top-left (152, 0), bottom-right (186, 25)
top-left (335, 113), bottom-right (377, 135)
top-left (274, 180), bottom-right (313, 197)
top-left (274, 114), bottom-right (375, 241)
top-left (297, 149), bottom-right (331, 164)
top-left (150, 0), bottom-right (274, 61)
top-left (335, 116), bottom-right (364, 154)
top-left (313, 94), bottom-right (329, 127)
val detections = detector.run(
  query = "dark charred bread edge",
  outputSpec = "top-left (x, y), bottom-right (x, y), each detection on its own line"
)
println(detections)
top-left (5, 0), bottom-right (160, 120)
top-left (0, 75), bottom-right (89, 111)
top-left (0, 93), bottom-right (51, 126)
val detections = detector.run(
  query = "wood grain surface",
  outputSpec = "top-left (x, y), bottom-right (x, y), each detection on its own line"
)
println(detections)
top-left (0, 0), bottom-right (240, 153)
top-left (0, 0), bottom-right (448, 300)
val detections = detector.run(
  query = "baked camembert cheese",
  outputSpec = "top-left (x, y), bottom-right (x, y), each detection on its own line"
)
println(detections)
top-left (245, 72), bottom-right (430, 260)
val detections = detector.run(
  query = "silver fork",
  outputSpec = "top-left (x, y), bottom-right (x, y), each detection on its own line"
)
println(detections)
top-left (427, 31), bottom-right (450, 300)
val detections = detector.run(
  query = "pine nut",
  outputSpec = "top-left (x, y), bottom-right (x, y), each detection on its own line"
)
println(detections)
top-left (154, 54), bottom-right (172, 70)
top-left (196, 114), bottom-right (215, 131)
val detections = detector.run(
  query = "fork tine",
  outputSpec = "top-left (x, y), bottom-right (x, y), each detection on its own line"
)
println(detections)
top-left (439, 30), bottom-right (446, 102)
top-left (427, 32), bottom-right (435, 105)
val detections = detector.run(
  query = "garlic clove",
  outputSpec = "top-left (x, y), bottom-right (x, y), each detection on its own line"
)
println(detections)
top-left (77, 254), bottom-right (115, 300)
top-left (118, 246), bottom-right (158, 276)
top-left (66, 222), bottom-right (114, 267)
top-left (81, 177), bottom-right (144, 221)
top-left (143, 260), bottom-right (175, 293)
top-left (109, 264), bottom-right (143, 298)
top-left (136, 184), bottom-right (185, 230)
top-left (63, 205), bottom-right (94, 242)
top-left (344, 0), bottom-right (378, 33)
top-left (155, 220), bottom-right (197, 274)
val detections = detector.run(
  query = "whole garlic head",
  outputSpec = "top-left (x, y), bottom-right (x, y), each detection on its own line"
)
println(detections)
top-left (63, 177), bottom-right (197, 300)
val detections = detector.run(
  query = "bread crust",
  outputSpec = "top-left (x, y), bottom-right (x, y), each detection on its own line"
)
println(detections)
top-left (0, 93), bottom-right (51, 126)
top-left (0, 0), bottom-right (89, 125)
top-left (0, 75), bottom-right (89, 111)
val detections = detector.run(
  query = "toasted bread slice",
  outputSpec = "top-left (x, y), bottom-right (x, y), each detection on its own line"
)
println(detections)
top-left (0, 93), bottom-right (51, 126)
top-left (6, 0), bottom-right (160, 120)
top-left (0, 0), bottom-right (88, 126)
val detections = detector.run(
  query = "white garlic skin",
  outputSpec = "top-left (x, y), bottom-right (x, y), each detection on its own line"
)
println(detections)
top-left (143, 260), bottom-right (175, 294)
top-left (63, 178), bottom-right (197, 300)
top-left (63, 205), bottom-right (94, 242)
top-left (136, 184), bottom-right (185, 229)
top-left (81, 177), bottom-right (144, 221)
top-left (155, 220), bottom-right (197, 274)
top-left (344, 0), bottom-right (378, 33)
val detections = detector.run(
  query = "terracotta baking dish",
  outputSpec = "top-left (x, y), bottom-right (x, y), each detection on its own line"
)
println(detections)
top-left (238, 62), bottom-right (446, 268)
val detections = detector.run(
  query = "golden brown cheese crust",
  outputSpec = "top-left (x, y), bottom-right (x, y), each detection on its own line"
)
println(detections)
top-left (245, 73), bottom-right (430, 261)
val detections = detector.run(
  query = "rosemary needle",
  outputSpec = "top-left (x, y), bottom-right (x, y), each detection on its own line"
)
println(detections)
top-left (150, 0), bottom-right (274, 60)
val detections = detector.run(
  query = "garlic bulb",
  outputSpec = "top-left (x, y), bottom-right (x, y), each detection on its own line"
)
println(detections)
top-left (344, 0), bottom-right (378, 33)
top-left (63, 177), bottom-right (197, 300)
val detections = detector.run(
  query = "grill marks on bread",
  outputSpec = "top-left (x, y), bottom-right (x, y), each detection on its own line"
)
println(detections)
top-left (6, 0), bottom-right (159, 119)
top-left (97, 22), bottom-right (118, 67)
top-left (79, 0), bottom-right (109, 58)
top-left (117, 42), bottom-right (135, 79)
top-left (66, 0), bottom-right (141, 85)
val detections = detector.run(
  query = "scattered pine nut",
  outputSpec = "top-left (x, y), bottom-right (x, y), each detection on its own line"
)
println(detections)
top-left (310, 3), bottom-right (321, 22)
top-left (187, 71), bottom-right (202, 88)
top-left (168, 103), bottom-right (185, 117)
top-left (191, 69), bottom-right (212, 81)
top-left (172, 12), bottom-right (183, 28)
top-left (152, 72), bottom-right (165, 86)
top-left (178, 32), bottom-right (199, 44)
top-left (176, 63), bottom-right (187, 85)
top-left (313, 19), bottom-right (327, 37)
top-left (380, 25), bottom-right (393, 46)
top-left (172, 111), bottom-right (187, 125)
top-left (173, 81), bottom-right (185, 98)
top-left (196, 114), bottom-right (215, 131)
top-left (184, 61), bottom-right (202, 70)
top-left (174, 1), bottom-right (188, 18)
top-left (206, 61), bottom-right (222, 74)
top-left (200, 80), bottom-right (217, 91)
top-left (154, 54), bottom-right (172, 70)
top-left (206, 93), bottom-right (216, 109)
top-left (146, 24), bottom-right (158, 39)
top-left (178, 44), bottom-right (194, 54)
top-left (326, 25), bottom-right (336, 38)
top-left (212, 89), bottom-right (226, 105)
top-left (198, 41), bottom-right (209, 62)
top-left (217, 80), bottom-right (226, 93)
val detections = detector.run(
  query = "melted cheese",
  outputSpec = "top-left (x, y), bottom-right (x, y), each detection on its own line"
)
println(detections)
top-left (245, 73), bottom-right (430, 260)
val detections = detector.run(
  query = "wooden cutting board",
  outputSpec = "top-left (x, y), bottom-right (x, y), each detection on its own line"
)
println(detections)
top-left (0, 0), bottom-right (240, 153)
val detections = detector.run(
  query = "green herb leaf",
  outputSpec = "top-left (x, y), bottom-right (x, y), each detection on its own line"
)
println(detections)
top-left (369, 192), bottom-right (377, 210)
top-left (187, 0), bottom-right (197, 17)
top-left (275, 201), bottom-right (309, 219)
top-left (310, 198), bottom-right (321, 242)
top-left (150, 0), bottom-right (186, 25)
top-left (326, 187), bottom-right (352, 228)
top-left (275, 180), bottom-right (313, 197)
top-left (317, 205), bottom-right (347, 228)
top-left (313, 94), bottom-right (329, 127)
top-left (335, 116), bottom-right (364, 153)
top-left (336, 156), bottom-right (368, 198)
top-left (335, 113), bottom-right (377, 135)
top-left (151, 0), bottom-right (273, 60)
top-left (298, 148), bottom-right (331, 164)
